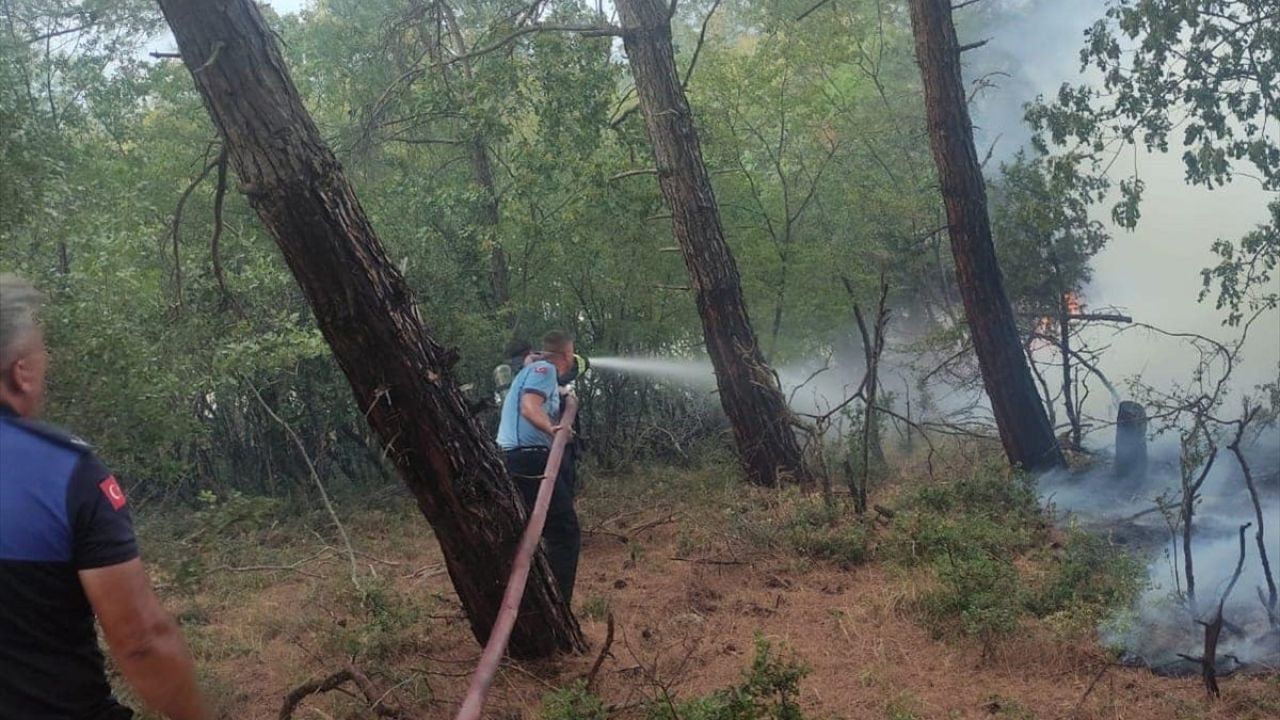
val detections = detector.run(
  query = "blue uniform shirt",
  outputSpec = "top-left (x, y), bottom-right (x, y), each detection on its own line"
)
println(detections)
top-left (0, 404), bottom-right (139, 719)
top-left (496, 359), bottom-right (561, 449)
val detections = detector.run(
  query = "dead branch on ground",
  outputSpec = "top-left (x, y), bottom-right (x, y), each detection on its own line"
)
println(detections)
top-left (278, 665), bottom-right (410, 719)
top-left (585, 613), bottom-right (616, 693)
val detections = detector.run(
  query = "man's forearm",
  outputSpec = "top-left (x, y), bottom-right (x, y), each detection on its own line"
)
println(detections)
top-left (115, 619), bottom-right (208, 720)
top-left (519, 398), bottom-right (557, 435)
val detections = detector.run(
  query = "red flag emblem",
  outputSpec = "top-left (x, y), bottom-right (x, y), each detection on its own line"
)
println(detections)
top-left (99, 476), bottom-right (127, 511)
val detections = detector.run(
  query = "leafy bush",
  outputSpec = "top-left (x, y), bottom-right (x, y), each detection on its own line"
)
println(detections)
top-left (891, 471), bottom-right (1142, 652)
top-left (1027, 527), bottom-right (1144, 634)
top-left (881, 472), bottom-right (1042, 565)
top-left (785, 518), bottom-right (869, 567)
top-left (540, 680), bottom-right (608, 720)
top-left (918, 551), bottom-right (1025, 651)
top-left (649, 636), bottom-right (810, 720)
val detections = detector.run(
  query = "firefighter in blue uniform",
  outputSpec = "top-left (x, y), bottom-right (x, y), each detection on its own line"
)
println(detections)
top-left (0, 274), bottom-right (208, 720)
top-left (495, 330), bottom-right (581, 602)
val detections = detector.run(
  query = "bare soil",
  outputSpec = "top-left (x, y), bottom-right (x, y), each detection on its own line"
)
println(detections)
top-left (136, 474), bottom-right (1280, 720)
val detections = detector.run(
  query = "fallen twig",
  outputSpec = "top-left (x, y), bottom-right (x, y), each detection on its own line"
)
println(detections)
top-left (278, 665), bottom-right (409, 719)
top-left (585, 613), bottom-right (616, 693)
top-left (206, 548), bottom-right (335, 579)
top-left (1070, 663), bottom-right (1114, 718)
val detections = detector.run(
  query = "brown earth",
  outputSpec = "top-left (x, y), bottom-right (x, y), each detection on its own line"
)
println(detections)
top-left (132, 472), bottom-right (1280, 720)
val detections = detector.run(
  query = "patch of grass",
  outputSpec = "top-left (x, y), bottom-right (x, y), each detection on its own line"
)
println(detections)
top-left (325, 578), bottom-right (428, 662)
top-left (540, 680), bottom-right (608, 720)
top-left (1224, 676), bottom-right (1280, 720)
top-left (579, 594), bottom-right (611, 622)
top-left (886, 467), bottom-right (1144, 655)
top-left (884, 693), bottom-right (924, 720)
top-left (648, 636), bottom-right (810, 720)
top-left (982, 696), bottom-right (1037, 719)
top-left (732, 493), bottom-right (870, 568)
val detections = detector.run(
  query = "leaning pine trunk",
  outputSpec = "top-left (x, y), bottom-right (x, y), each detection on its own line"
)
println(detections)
top-left (907, 0), bottom-right (1065, 471)
top-left (615, 0), bottom-right (807, 486)
top-left (155, 0), bottom-right (583, 658)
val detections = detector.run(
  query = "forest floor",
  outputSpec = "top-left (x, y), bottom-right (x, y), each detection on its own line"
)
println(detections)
top-left (131, 459), bottom-right (1280, 720)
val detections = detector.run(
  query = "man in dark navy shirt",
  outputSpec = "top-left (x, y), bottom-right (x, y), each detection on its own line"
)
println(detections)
top-left (0, 274), bottom-right (209, 720)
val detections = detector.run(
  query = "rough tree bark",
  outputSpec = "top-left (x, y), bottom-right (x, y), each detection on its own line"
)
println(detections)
top-left (156, 0), bottom-right (583, 658)
top-left (907, 0), bottom-right (1065, 471)
top-left (615, 0), bottom-right (807, 486)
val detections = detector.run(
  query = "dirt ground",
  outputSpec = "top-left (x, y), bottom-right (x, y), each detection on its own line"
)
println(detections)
top-left (137, 475), bottom-right (1280, 720)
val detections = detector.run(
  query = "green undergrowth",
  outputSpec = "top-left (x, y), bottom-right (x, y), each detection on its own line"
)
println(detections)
top-left (730, 493), bottom-right (871, 568)
top-left (879, 466), bottom-right (1143, 651)
top-left (540, 637), bottom-right (810, 720)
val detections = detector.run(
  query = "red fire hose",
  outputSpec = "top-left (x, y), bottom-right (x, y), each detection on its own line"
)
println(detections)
top-left (453, 395), bottom-right (578, 720)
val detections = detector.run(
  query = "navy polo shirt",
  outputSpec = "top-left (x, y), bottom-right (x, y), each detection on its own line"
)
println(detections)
top-left (0, 404), bottom-right (138, 719)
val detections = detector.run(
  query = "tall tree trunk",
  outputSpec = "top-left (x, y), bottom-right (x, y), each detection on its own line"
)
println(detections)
top-left (907, 0), bottom-right (1065, 471)
top-left (156, 0), bottom-right (583, 658)
top-left (616, 0), bottom-right (806, 486)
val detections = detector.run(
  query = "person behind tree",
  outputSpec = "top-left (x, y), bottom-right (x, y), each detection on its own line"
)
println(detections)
top-left (495, 330), bottom-right (580, 602)
top-left (0, 274), bottom-right (209, 720)
top-left (492, 338), bottom-right (534, 405)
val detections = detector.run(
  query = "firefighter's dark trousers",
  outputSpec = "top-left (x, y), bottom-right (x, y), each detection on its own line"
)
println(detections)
top-left (503, 447), bottom-right (580, 603)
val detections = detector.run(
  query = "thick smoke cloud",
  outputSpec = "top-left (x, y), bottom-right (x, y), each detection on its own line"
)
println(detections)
top-left (964, 0), bottom-right (1280, 671)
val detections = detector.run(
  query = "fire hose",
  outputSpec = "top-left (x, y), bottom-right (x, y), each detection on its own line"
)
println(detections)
top-left (453, 394), bottom-right (578, 720)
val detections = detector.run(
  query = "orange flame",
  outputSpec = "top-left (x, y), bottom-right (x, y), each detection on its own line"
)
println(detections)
top-left (1064, 290), bottom-right (1084, 316)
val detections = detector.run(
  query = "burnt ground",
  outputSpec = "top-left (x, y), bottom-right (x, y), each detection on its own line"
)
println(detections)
top-left (129, 467), bottom-right (1280, 720)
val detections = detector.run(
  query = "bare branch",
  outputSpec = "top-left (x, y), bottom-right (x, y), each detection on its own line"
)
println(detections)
top-left (681, 0), bottom-right (722, 89)
top-left (168, 152), bottom-right (221, 311)
top-left (795, 0), bottom-right (834, 22)
top-left (584, 613), bottom-right (616, 693)
top-left (609, 168), bottom-right (658, 182)
top-left (1228, 405), bottom-right (1279, 626)
top-left (249, 384), bottom-right (361, 593)
top-left (958, 38), bottom-right (990, 53)
top-left (279, 666), bottom-right (408, 719)
top-left (438, 22), bottom-right (622, 69)
top-left (209, 147), bottom-right (237, 313)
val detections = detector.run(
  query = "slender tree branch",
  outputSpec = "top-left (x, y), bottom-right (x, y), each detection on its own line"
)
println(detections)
top-left (681, 0), bottom-right (721, 89)
top-left (795, 0), bottom-right (833, 22)
top-left (250, 384), bottom-right (361, 593)
top-left (438, 22), bottom-right (622, 69)
top-left (168, 152), bottom-right (221, 311)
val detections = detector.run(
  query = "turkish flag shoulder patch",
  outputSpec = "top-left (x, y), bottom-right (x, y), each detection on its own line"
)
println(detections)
top-left (99, 475), bottom-right (127, 511)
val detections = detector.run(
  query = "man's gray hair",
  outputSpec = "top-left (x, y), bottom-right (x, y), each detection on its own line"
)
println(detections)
top-left (0, 273), bottom-right (44, 367)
